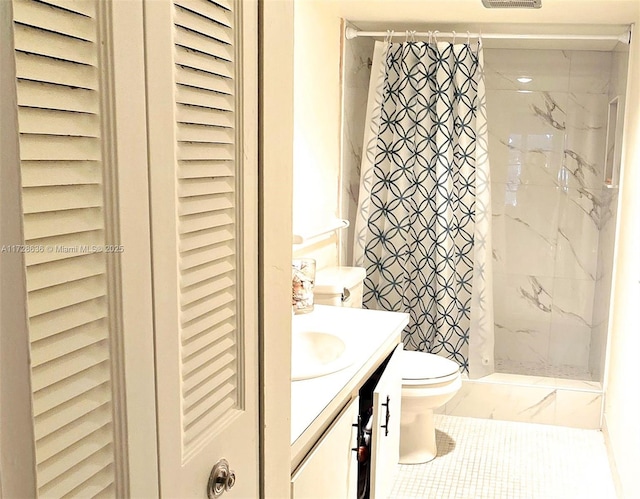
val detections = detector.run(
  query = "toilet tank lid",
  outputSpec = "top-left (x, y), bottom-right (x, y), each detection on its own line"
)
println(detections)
top-left (401, 350), bottom-right (460, 380)
top-left (315, 266), bottom-right (366, 294)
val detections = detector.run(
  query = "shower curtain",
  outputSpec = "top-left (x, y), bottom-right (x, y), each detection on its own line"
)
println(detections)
top-left (353, 36), bottom-right (494, 378)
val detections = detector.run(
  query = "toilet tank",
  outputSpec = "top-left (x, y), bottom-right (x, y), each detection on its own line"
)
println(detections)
top-left (314, 266), bottom-right (366, 308)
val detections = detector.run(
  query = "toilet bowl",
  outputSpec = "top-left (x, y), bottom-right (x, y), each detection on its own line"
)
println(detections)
top-left (399, 350), bottom-right (462, 464)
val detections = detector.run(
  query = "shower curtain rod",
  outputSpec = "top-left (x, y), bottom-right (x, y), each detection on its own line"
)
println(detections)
top-left (344, 26), bottom-right (631, 44)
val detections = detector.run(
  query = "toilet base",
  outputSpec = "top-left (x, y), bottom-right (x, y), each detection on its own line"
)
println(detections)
top-left (399, 408), bottom-right (437, 464)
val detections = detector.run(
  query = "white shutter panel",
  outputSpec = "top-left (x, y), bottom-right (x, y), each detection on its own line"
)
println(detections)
top-left (173, 0), bottom-right (240, 455)
top-left (11, 0), bottom-right (119, 496)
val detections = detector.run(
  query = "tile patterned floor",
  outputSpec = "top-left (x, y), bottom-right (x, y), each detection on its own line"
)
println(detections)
top-left (494, 359), bottom-right (593, 381)
top-left (389, 415), bottom-right (617, 499)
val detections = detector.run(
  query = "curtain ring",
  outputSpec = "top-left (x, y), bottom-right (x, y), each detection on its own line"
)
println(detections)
top-left (452, 30), bottom-right (456, 44)
top-left (412, 30), bottom-right (417, 42)
top-left (428, 31), bottom-right (433, 44)
top-left (433, 30), bottom-right (439, 43)
top-left (385, 30), bottom-right (394, 44)
top-left (467, 31), bottom-right (471, 45)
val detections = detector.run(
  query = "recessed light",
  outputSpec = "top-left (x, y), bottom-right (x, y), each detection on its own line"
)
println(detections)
top-left (517, 76), bottom-right (533, 83)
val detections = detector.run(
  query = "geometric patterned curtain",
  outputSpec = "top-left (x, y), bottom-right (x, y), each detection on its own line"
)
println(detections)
top-left (353, 37), bottom-right (494, 377)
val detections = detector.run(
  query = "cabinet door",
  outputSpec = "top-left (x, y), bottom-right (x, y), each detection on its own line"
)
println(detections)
top-left (370, 344), bottom-right (403, 499)
top-left (291, 397), bottom-right (359, 498)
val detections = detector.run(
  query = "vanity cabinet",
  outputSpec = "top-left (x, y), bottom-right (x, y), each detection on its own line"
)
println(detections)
top-left (291, 397), bottom-right (359, 498)
top-left (291, 344), bottom-right (404, 499)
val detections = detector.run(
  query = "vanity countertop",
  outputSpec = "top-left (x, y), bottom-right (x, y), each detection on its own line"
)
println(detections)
top-left (290, 305), bottom-right (409, 467)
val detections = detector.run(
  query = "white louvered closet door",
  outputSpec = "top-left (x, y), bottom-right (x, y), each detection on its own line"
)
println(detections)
top-left (10, 0), bottom-right (123, 497)
top-left (145, 0), bottom-right (258, 497)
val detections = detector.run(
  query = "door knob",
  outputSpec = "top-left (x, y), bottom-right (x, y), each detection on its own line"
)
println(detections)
top-left (207, 459), bottom-right (236, 498)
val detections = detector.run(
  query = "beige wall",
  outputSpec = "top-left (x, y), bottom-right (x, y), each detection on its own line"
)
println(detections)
top-left (604, 18), bottom-right (640, 499)
top-left (293, 1), bottom-right (344, 269)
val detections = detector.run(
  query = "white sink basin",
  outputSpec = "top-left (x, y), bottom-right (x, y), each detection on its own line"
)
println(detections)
top-left (291, 331), bottom-right (353, 381)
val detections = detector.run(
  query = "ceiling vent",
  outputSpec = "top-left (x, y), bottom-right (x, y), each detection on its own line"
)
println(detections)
top-left (482, 0), bottom-right (541, 8)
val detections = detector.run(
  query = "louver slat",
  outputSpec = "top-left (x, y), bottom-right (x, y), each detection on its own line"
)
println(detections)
top-left (17, 80), bottom-right (99, 114)
top-left (181, 287), bottom-right (234, 323)
top-left (11, 0), bottom-right (116, 494)
top-left (15, 51), bottom-right (98, 89)
top-left (26, 252), bottom-right (105, 291)
top-left (174, 0), bottom-right (233, 29)
top-left (180, 244), bottom-right (234, 272)
top-left (183, 395), bottom-right (235, 446)
top-left (179, 209), bottom-right (233, 234)
top-left (32, 361), bottom-right (110, 416)
top-left (13, 24), bottom-right (98, 66)
top-left (21, 161), bottom-right (102, 188)
top-left (173, 8), bottom-right (232, 47)
top-left (36, 405), bottom-right (112, 463)
top-left (22, 185), bottom-right (103, 214)
top-left (18, 108), bottom-right (100, 137)
top-left (37, 441), bottom-right (113, 497)
top-left (13, 0), bottom-right (97, 42)
top-left (181, 306), bottom-right (234, 343)
top-left (38, 0), bottom-right (97, 17)
top-left (28, 297), bottom-right (108, 342)
top-left (181, 318), bottom-right (234, 358)
top-left (34, 387), bottom-right (111, 441)
top-left (176, 104), bottom-right (234, 127)
top-left (174, 25), bottom-right (233, 62)
top-left (64, 464), bottom-right (115, 498)
top-left (178, 192), bottom-right (233, 216)
top-left (30, 319), bottom-right (109, 368)
top-left (177, 122), bottom-right (234, 143)
top-left (22, 208), bottom-right (104, 240)
top-left (31, 341), bottom-right (110, 392)
top-left (27, 275), bottom-right (106, 317)
top-left (179, 226), bottom-right (234, 253)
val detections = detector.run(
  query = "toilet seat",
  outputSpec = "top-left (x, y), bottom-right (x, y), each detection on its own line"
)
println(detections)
top-left (401, 350), bottom-right (461, 386)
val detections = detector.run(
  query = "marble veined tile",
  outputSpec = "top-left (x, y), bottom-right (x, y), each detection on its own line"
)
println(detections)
top-left (552, 278), bottom-right (595, 328)
top-left (493, 215), bottom-right (557, 277)
top-left (554, 189), bottom-right (599, 280)
top-left (566, 93), bottom-right (608, 131)
top-left (443, 380), bottom-right (557, 425)
top-left (495, 322), bottom-right (551, 366)
top-left (344, 36), bottom-right (374, 89)
top-left (486, 90), bottom-right (567, 186)
top-left (493, 274), bottom-right (553, 364)
top-left (484, 48), bottom-right (570, 92)
top-left (549, 322), bottom-right (591, 370)
top-left (569, 51), bottom-right (612, 94)
top-left (492, 183), bottom-right (560, 276)
top-left (555, 389), bottom-right (602, 429)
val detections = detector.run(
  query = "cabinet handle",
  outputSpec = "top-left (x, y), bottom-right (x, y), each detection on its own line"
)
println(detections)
top-left (380, 396), bottom-right (390, 437)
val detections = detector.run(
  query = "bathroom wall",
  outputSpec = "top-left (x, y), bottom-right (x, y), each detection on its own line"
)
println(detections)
top-left (340, 31), bottom-right (374, 265)
top-left (292, 1), bottom-right (343, 270)
top-left (485, 48), bottom-right (616, 380)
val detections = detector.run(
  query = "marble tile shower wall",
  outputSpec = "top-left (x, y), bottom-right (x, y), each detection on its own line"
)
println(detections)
top-left (341, 34), bottom-right (374, 265)
top-left (589, 50), bottom-right (627, 382)
top-left (485, 49), bottom-right (617, 380)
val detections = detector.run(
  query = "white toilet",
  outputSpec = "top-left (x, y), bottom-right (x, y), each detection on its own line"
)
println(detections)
top-left (314, 267), bottom-right (462, 464)
top-left (399, 350), bottom-right (462, 464)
